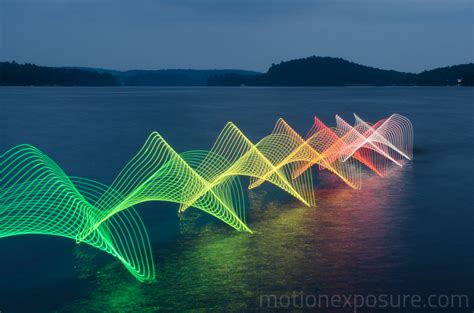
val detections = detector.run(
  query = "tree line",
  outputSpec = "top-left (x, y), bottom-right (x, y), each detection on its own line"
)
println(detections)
top-left (208, 56), bottom-right (474, 87)
top-left (0, 61), bottom-right (118, 86)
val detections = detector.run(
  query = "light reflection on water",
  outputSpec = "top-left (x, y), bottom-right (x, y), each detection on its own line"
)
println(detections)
top-left (1, 87), bottom-right (472, 312)
top-left (60, 166), bottom-right (410, 312)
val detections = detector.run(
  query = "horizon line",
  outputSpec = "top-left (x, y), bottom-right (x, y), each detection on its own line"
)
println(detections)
top-left (2, 55), bottom-right (473, 75)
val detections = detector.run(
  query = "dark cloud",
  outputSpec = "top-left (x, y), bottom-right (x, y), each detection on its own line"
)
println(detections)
top-left (0, 0), bottom-right (472, 72)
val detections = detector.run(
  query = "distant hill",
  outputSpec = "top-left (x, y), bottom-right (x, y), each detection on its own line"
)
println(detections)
top-left (1, 57), bottom-right (472, 86)
top-left (76, 67), bottom-right (261, 86)
top-left (0, 61), bottom-right (118, 86)
top-left (415, 64), bottom-right (474, 86)
top-left (0, 63), bottom-right (260, 86)
top-left (208, 56), bottom-right (474, 86)
top-left (118, 69), bottom-right (260, 86)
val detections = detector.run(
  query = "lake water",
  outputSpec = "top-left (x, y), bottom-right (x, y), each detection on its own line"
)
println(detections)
top-left (0, 87), bottom-right (473, 312)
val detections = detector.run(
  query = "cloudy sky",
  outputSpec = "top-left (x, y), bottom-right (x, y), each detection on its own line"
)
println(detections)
top-left (0, 0), bottom-right (472, 72)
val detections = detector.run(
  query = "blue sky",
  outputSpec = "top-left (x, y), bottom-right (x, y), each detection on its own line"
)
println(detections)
top-left (0, 0), bottom-right (472, 72)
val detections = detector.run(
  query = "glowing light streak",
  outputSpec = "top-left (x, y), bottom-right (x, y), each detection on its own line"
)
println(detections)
top-left (0, 114), bottom-right (412, 281)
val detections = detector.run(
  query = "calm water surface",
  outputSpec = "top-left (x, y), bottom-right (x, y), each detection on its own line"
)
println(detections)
top-left (0, 87), bottom-right (473, 312)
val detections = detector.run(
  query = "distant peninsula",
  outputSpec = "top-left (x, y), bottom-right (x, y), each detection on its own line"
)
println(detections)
top-left (1, 56), bottom-right (473, 86)
top-left (0, 61), bottom-right (118, 86)
top-left (208, 56), bottom-right (474, 87)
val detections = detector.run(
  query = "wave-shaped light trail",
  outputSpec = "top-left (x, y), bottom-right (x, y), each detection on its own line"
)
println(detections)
top-left (0, 114), bottom-right (413, 281)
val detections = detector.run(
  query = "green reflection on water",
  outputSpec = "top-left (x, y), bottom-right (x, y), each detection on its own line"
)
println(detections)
top-left (60, 169), bottom-right (407, 312)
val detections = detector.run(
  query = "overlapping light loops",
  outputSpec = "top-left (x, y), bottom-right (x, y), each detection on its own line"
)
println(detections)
top-left (0, 114), bottom-right (413, 281)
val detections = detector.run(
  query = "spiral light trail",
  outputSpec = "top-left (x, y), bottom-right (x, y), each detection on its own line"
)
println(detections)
top-left (0, 114), bottom-right (412, 281)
